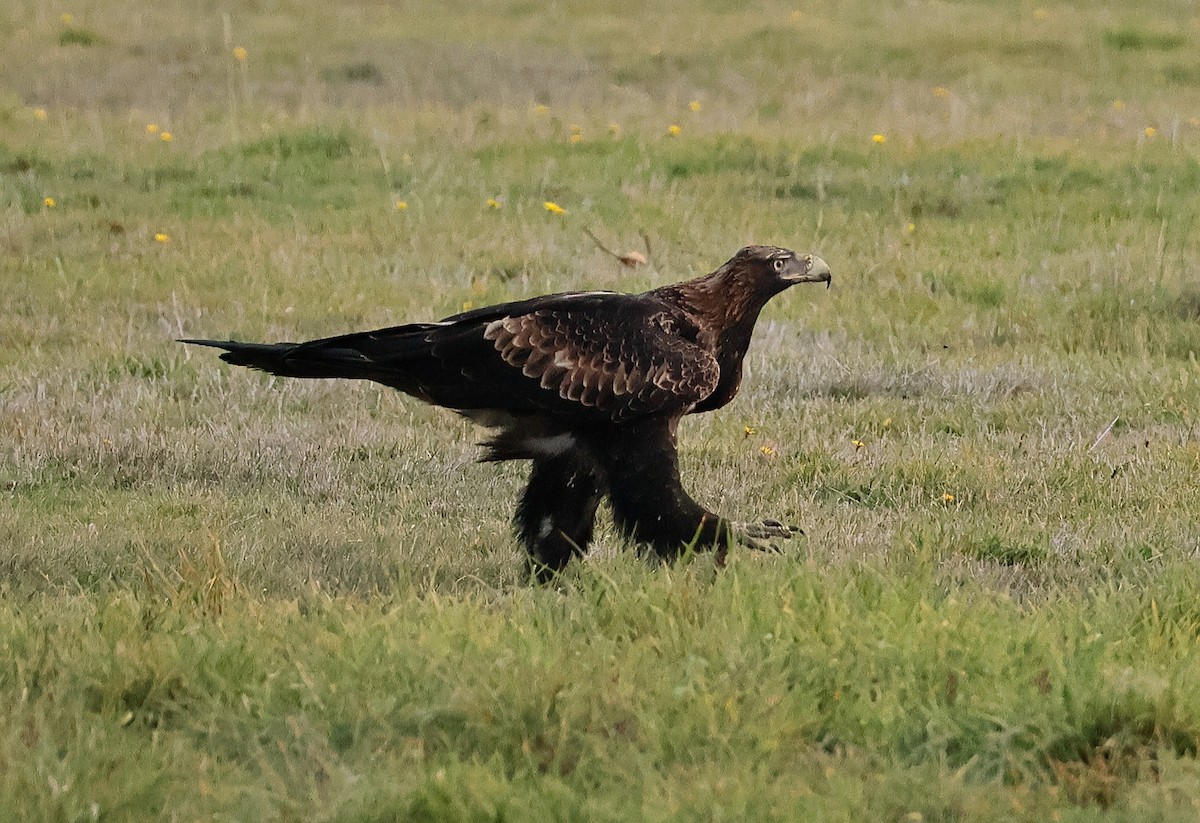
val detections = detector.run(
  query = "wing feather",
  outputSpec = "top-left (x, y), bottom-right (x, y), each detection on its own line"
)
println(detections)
top-left (477, 301), bottom-right (718, 421)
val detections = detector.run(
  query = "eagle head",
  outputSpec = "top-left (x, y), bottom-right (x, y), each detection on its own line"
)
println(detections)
top-left (731, 245), bottom-right (832, 291)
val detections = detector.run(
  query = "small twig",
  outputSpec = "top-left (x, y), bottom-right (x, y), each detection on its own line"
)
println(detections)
top-left (582, 227), bottom-right (621, 259)
top-left (1088, 416), bottom-right (1119, 452)
top-left (376, 142), bottom-right (393, 190)
top-left (583, 227), bottom-right (647, 268)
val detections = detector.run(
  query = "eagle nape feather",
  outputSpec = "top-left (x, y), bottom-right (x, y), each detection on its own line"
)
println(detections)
top-left (181, 245), bottom-right (832, 580)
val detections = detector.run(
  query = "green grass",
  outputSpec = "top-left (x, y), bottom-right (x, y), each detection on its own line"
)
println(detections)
top-left (4, 0), bottom-right (1200, 818)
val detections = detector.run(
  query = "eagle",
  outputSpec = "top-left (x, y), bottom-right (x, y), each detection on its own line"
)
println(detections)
top-left (183, 245), bottom-right (831, 580)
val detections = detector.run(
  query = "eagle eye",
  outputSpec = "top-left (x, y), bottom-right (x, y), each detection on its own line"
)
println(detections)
top-left (772, 257), bottom-right (786, 272)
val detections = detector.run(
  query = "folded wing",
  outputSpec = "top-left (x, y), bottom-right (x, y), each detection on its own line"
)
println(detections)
top-left (184, 292), bottom-right (720, 424)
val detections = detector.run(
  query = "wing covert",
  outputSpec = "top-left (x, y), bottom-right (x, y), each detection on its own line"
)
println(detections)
top-left (476, 301), bottom-right (719, 421)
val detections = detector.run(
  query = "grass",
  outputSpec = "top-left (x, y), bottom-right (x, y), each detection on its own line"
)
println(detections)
top-left (3, 0), bottom-right (1200, 818)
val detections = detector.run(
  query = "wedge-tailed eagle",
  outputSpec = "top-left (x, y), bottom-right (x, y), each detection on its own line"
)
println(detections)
top-left (183, 245), bottom-right (831, 579)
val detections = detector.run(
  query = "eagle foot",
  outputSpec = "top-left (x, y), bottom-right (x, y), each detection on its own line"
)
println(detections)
top-left (731, 519), bottom-right (803, 553)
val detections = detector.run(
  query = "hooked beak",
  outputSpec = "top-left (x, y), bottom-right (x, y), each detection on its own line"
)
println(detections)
top-left (785, 254), bottom-right (833, 288)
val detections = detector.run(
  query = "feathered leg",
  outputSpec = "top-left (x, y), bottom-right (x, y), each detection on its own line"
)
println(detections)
top-left (597, 419), bottom-right (799, 562)
top-left (514, 454), bottom-right (603, 582)
top-left (593, 419), bottom-right (733, 559)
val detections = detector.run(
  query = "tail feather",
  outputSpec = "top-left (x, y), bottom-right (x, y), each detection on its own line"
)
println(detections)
top-left (180, 328), bottom-right (433, 380)
top-left (181, 320), bottom-right (487, 399)
top-left (181, 339), bottom-right (341, 378)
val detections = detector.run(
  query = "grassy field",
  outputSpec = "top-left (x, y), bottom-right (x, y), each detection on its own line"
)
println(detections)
top-left (5, 0), bottom-right (1200, 818)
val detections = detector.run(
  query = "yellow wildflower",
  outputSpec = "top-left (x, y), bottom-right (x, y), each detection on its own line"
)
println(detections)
top-left (789, 10), bottom-right (803, 22)
top-left (533, 103), bottom-right (550, 116)
top-left (883, 417), bottom-right (893, 429)
top-left (544, 201), bottom-right (566, 215)
top-left (743, 426), bottom-right (756, 437)
top-left (394, 200), bottom-right (408, 210)
top-left (941, 493), bottom-right (955, 504)
top-left (462, 301), bottom-right (474, 311)
top-left (852, 438), bottom-right (865, 450)
top-left (232, 46), bottom-right (248, 61)
top-left (145, 123), bottom-right (159, 135)
top-left (608, 122), bottom-right (620, 136)
top-left (667, 124), bottom-right (682, 137)
top-left (1111, 99), bottom-right (1126, 111)
top-left (932, 86), bottom-right (950, 98)
top-left (1144, 126), bottom-right (1157, 138)
top-left (154, 232), bottom-right (170, 243)
top-left (759, 444), bottom-right (776, 457)
top-left (688, 100), bottom-right (701, 112)
top-left (60, 13), bottom-right (74, 24)
top-left (43, 197), bottom-right (56, 208)
top-left (33, 108), bottom-right (48, 121)
top-left (872, 133), bottom-right (887, 144)
top-left (486, 197), bottom-right (502, 209)
top-left (569, 123), bottom-right (582, 134)
top-left (569, 133), bottom-right (583, 144)
top-left (905, 222), bottom-right (916, 234)
top-left (159, 131), bottom-right (173, 142)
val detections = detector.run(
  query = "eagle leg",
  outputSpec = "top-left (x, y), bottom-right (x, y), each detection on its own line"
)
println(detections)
top-left (595, 419), bottom-right (733, 560)
top-left (515, 453), bottom-right (603, 582)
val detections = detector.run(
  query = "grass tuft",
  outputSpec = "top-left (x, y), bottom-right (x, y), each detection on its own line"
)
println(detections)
top-left (58, 27), bottom-right (105, 48)
top-left (1102, 27), bottom-right (1187, 52)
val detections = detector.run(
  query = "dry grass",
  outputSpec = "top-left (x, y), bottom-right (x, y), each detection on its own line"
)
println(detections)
top-left (4, 0), bottom-right (1200, 819)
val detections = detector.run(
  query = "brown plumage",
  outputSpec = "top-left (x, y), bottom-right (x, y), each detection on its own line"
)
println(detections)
top-left (182, 245), bottom-right (831, 580)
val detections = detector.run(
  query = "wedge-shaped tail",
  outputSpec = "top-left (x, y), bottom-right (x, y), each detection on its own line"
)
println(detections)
top-left (180, 324), bottom-right (440, 382)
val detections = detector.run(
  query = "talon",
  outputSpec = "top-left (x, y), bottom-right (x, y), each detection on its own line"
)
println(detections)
top-left (737, 519), bottom-right (803, 540)
top-left (764, 519), bottom-right (803, 537)
top-left (731, 519), bottom-right (800, 553)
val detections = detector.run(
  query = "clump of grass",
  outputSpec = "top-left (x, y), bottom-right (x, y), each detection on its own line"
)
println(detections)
top-left (58, 27), bottom-right (105, 47)
top-left (237, 130), bottom-right (357, 161)
top-left (323, 60), bottom-right (386, 84)
top-left (966, 533), bottom-right (1047, 566)
top-left (1102, 27), bottom-right (1186, 51)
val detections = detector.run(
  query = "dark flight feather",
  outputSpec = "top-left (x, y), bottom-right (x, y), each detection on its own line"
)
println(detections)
top-left (183, 244), bottom-right (831, 580)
